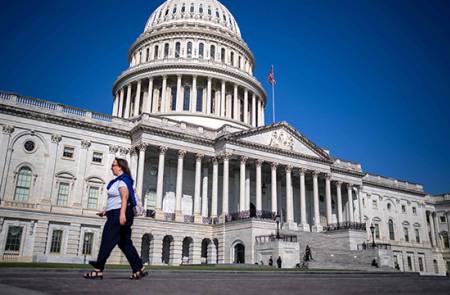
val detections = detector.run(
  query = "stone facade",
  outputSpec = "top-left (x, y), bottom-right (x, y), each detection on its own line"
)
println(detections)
top-left (0, 0), bottom-right (448, 276)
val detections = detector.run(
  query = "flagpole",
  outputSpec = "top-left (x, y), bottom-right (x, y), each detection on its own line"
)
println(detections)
top-left (272, 65), bottom-right (276, 123)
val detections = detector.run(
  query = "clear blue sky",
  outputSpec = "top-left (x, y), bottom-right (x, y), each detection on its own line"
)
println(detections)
top-left (0, 0), bottom-right (449, 195)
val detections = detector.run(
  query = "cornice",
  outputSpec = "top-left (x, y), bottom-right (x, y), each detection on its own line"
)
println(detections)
top-left (0, 103), bottom-right (130, 138)
top-left (362, 179), bottom-right (427, 197)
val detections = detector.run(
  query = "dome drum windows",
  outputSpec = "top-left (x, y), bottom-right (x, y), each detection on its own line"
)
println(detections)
top-left (175, 42), bottom-right (181, 58)
top-left (187, 42), bottom-right (193, 58)
top-left (164, 43), bottom-right (170, 58)
top-left (198, 43), bottom-right (204, 59)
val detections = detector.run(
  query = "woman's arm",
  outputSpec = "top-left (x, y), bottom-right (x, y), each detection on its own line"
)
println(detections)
top-left (119, 186), bottom-right (129, 225)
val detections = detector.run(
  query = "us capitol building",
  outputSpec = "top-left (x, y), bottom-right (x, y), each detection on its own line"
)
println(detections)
top-left (0, 0), bottom-right (449, 275)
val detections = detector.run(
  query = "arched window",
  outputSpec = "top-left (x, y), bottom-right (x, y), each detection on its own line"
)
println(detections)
top-left (221, 48), bottom-right (226, 63)
top-left (146, 48), bottom-right (150, 62)
top-left (197, 87), bottom-right (204, 112)
top-left (175, 42), bottom-right (181, 58)
top-left (215, 9), bottom-right (220, 18)
top-left (172, 5), bottom-right (177, 14)
top-left (154, 45), bottom-right (159, 60)
top-left (199, 5), bottom-right (203, 14)
top-left (388, 219), bottom-right (395, 240)
top-left (164, 43), bottom-right (170, 58)
top-left (165, 9), bottom-right (169, 16)
top-left (230, 51), bottom-right (234, 66)
top-left (238, 56), bottom-right (241, 69)
top-left (190, 4), bottom-right (194, 13)
top-left (199, 43), bottom-right (204, 59)
top-left (14, 166), bottom-right (32, 202)
top-left (187, 42), bottom-right (193, 58)
top-left (170, 86), bottom-right (177, 111)
top-left (183, 86), bottom-right (191, 111)
top-left (181, 4), bottom-right (185, 13)
top-left (208, 6), bottom-right (212, 15)
top-left (210, 45), bottom-right (216, 60)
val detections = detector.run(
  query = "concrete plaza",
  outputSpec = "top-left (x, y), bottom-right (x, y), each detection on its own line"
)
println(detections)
top-left (0, 268), bottom-right (449, 295)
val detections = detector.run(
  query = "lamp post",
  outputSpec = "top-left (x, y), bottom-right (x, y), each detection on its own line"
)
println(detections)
top-left (275, 214), bottom-right (281, 239)
top-left (370, 223), bottom-right (376, 248)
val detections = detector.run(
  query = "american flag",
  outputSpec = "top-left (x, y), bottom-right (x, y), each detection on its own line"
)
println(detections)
top-left (268, 65), bottom-right (276, 85)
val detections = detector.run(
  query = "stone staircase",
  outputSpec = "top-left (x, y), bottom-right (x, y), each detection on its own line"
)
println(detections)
top-left (284, 230), bottom-right (396, 272)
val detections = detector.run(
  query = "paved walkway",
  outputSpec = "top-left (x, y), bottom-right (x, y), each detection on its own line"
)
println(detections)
top-left (0, 268), bottom-right (449, 295)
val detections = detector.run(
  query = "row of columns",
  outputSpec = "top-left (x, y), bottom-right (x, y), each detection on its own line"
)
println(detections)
top-left (134, 144), bottom-right (361, 231)
top-left (427, 211), bottom-right (450, 249)
top-left (112, 75), bottom-right (265, 127)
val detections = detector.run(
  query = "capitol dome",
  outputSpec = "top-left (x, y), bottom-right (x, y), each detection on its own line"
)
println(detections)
top-left (145, 0), bottom-right (242, 38)
top-left (111, 0), bottom-right (266, 130)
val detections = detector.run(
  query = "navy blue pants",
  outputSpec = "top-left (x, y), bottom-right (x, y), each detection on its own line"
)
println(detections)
top-left (92, 206), bottom-right (143, 272)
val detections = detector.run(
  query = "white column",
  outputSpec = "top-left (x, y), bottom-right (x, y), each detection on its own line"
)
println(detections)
top-left (206, 77), bottom-right (212, 114)
top-left (347, 184), bottom-right (354, 223)
top-left (243, 89), bottom-right (249, 124)
top-left (134, 80), bottom-right (142, 116)
top-left (113, 93), bottom-right (119, 116)
top-left (194, 154), bottom-right (203, 220)
top-left (271, 163), bottom-right (278, 213)
top-left (336, 181), bottom-right (343, 224)
top-left (176, 75), bottom-right (182, 112)
top-left (192, 75), bottom-right (198, 112)
top-left (145, 77), bottom-right (153, 114)
top-left (201, 166), bottom-right (209, 218)
top-left (429, 212), bottom-right (437, 248)
top-left (251, 93), bottom-right (256, 127)
top-left (260, 101), bottom-right (265, 125)
top-left (0, 126), bottom-right (14, 201)
top-left (257, 99), bottom-right (262, 127)
top-left (312, 171), bottom-right (322, 232)
top-left (161, 75), bottom-right (167, 112)
top-left (233, 84), bottom-right (239, 120)
top-left (285, 166), bottom-right (294, 225)
top-left (433, 213), bottom-right (442, 248)
top-left (118, 88), bottom-right (124, 117)
top-left (245, 169), bottom-right (251, 211)
top-left (73, 140), bottom-right (90, 208)
top-left (175, 150), bottom-right (186, 222)
top-left (255, 160), bottom-right (263, 216)
top-left (135, 144), bottom-right (146, 202)
top-left (124, 84), bottom-right (132, 119)
top-left (211, 158), bottom-right (219, 218)
top-left (155, 146), bottom-right (167, 219)
top-left (220, 81), bottom-right (226, 117)
top-left (325, 174), bottom-right (332, 225)
top-left (299, 168), bottom-right (309, 231)
top-left (357, 187), bottom-right (363, 223)
top-left (239, 156), bottom-right (247, 212)
top-left (222, 153), bottom-right (230, 217)
top-left (130, 149), bottom-right (138, 180)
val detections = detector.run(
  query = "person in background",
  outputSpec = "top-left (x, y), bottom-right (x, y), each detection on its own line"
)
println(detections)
top-left (277, 256), bottom-right (282, 269)
top-left (83, 158), bottom-right (147, 280)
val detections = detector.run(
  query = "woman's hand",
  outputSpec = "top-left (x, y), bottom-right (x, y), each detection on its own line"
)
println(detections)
top-left (120, 213), bottom-right (126, 226)
top-left (96, 210), bottom-right (106, 217)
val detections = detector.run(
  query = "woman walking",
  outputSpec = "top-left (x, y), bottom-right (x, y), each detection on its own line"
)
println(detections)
top-left (84, 158), bottom-right (147, 280)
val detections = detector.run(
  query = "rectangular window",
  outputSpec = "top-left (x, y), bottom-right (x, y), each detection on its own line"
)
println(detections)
top-left (92, 152), bottom-right (103, 164)
top-left (418, 257), bottom-right (424, 272)
top-left (56, 182), bottom-right (70, 206)
top-left (415, 228), bottom-right (420, 243)
top-left (50, 230), bottom-right (63, 254)
top-left (375, 224), bottom-right (380, 239)
top-left (404, 227), bottom-right (409, 242)
top-left (196, 88), bottom-right (203, 112)
top-left (412, 207), bottom-right (417, 215)
top-left (372, 200), bottom-right (378, 210)
top-left (402, 205), bottom-right (406, 213)
top-left (87, 187), bottom-right (99, 209)
top-left (63, 146), bottom-right (75, 159)
top-left (407, 256), bottom-right (413, 271)
top-left (440, 216), bottom-right (446, 223)
top-left (82, 232), bottom-right (94, 255)
top-left (4, 226), bottom-right (23, 252)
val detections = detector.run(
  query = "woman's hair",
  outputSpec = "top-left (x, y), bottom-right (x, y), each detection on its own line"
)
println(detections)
top-left (115, 158), bottom-right (132, 179)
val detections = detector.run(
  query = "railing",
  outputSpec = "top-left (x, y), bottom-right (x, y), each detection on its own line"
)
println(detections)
top-left (357, 242), bottom-right (392, 250)
top-left (184, 215), bottom-right (194, 223)
top-left (323, 222), bottom-right (367, 232)
top-left (92, 112), bottom-right (113, 122)
top-left (255, 234), bottom-right (298, 244)
top-left (225, 210), bottom-right (276, 223)
top-left (164, 213), bottom-right (175, 221)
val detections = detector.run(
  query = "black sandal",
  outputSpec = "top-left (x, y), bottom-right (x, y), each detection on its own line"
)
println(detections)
top-left (129, 268), bottom-right (148, 280)
top-left (83, 270), bottom-right (103, 280)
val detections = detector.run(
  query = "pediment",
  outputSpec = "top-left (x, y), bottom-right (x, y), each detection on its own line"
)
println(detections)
top-left (228, 123), bottom-right (330, 160)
